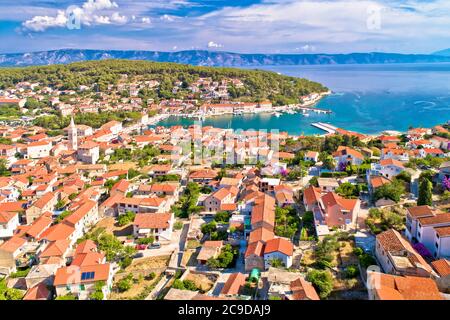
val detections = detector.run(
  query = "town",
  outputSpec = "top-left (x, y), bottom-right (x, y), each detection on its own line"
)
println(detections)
top-left (0, 64), bottom-right (449, 301)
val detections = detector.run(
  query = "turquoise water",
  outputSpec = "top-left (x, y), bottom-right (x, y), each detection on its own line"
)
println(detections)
top-left (156, 63), bottom-right (450, 135)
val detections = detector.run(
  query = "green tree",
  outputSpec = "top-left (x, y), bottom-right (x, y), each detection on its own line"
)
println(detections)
top-left (374, 179), bottom-right (405, 203)
top-left (417, 178), bottom-right (433, 206)
top-left (306, 270), bottom-right (333, 299)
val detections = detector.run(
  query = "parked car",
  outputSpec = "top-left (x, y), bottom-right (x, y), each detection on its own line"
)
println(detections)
top-left (133, 252), bottom-right (144, 259)
top-left (148, 242), bottom-right (161, 249)
top-left (136, 244), bottom-right (147, 250)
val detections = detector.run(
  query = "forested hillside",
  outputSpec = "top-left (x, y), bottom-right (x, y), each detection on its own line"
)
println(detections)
top-left (0, 59), bottom-right (327, 104)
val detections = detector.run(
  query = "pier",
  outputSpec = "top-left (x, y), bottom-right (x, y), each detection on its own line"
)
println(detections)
top-left (295, 105), bottom-right (332, 114)
top-left (311, 122), bottom-right (337, 134)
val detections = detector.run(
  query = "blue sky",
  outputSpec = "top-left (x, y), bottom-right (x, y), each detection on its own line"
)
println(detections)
top-left (0, 0), bottom-right (449, 54)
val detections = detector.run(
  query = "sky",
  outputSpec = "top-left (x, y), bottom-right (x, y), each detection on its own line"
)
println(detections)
top-left (0, 0), bottom-right (449, 54)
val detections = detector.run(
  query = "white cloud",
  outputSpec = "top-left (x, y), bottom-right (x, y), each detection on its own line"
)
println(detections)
top-left (111, 12), bottom-right (127, 24)
top-left (207, 41), bottom-right (223, 48)
top-left (22, 10), bottom-right (67, 32)
top-left (22, 0), bottom-right (128, 32)
top-left (141, 17), bottom-right (151, 24)
top-left (297, 44), bottom-right (316, 52)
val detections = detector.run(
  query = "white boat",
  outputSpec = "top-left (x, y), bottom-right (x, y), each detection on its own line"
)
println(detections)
top-left (302, 113), bottom-right (310, 117)
top-left (274, 112), bottom-right (282, 117)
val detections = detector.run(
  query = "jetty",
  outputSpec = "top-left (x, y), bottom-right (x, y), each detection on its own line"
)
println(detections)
top-left (311, 122), bottom-right (337, 134)
top-left (296, 106), bottom-right (332, 114)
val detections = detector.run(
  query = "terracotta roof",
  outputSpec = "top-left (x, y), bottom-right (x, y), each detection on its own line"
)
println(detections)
top-left (53, 263), bottom-right (110, 286)
top-left (33, 192), bottom-right (55, 209)
top-left (264, 237), bottom-right (293, 256)
top-left (134, 213), bottom-right (172, 229)
top-left (40, 239), bottom-right (71, 258)
top-left (430, 259), bottom-right (450, 277)
top-left (303, 186), bottom-right (321, 206)
top-left (39, 223), bottom-right (75, 242)
top-left (245, 240), bottom-right (264, 258)
top-left (111, 179), bottom-right (130, 193)
top-left (221, 273), bottom-right (247, 295)
top-left (418, 212), bottom-right (450, 226)
top-left (289, 277), bottom-right (320, 300)
top-left (189, 169), bottom-right (217, 179)
top-left (368, 272), bottom-right (443, 300)
top-left (0, 211), bottom-right (17, 224)
top-left (75, 240), bottom-right (97, 255)
top-left (406, 205), bottom-right (434, 219)
top-left (434, 226), bottom-right (450, 237)
top-left (248, 227), bottom-right (274, 244)
top-left (371, 176), bottom-right (391, 188)
top-left (0, 236), bottom-right (26, 253)
top-left (23, 282), bottom-right (51, 300)
top-left (379, 158), bottom-right (404, 168)
top-left (376, 229), bottom-right (433, 274)
top-left (26, 212), bottom-right (52, 238)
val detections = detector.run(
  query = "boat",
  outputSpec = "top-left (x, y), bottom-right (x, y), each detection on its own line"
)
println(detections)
top-left (274, 112), bottom-right (282, 117)
top-left (302, 113), bottom-right (310, 117)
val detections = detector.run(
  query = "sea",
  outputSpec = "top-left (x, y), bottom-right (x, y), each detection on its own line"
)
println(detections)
top-left (155, 63), bottom-right (450, 135)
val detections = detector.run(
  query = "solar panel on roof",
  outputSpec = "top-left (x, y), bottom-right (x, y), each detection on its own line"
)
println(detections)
top-left (81, 271), bottom-right (96, 280)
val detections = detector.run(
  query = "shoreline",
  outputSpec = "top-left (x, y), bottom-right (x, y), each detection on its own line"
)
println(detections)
top-left (151, 90), bottom-right (331, 122)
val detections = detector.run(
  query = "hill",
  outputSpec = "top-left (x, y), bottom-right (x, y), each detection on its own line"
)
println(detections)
top-left (1, 49), bottom-right (450, 67)
top-left (0, 59), bottom-right (328, 106)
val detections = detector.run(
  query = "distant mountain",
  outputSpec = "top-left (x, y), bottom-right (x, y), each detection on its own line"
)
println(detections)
top-left (1, 49), bottom-right (450, 67)
top-left (433, 48), bottom-right (450, 56)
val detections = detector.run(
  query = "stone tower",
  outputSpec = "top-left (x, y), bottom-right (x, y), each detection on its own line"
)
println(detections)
top-left (68, 116), bottom-right (78, 151)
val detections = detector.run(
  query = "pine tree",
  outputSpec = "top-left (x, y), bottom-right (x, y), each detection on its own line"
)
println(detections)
top-left (417, 178), bottom-right (432, 206)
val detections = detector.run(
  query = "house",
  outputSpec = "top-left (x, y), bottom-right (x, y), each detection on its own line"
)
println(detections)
top-left (302, 186), bottom-right (321, 211)
top-left (259, 178), bottom-right (280, 193)
top-left (263, 238), bottom-right (293, 269)
top-left (245, 240), bottom-right (265, 272)
top-left (250, 195), bottom-right (276, 231)
top-left (77, 141), bottom-right (100, 164)
top-left (370, 159), bottom-right (405, 179)
top-left (0, 211), bottom-right (19, 239)
top-left (317, 178), bottom-right (339, 192)
top-left (375, 229), bottom-right (434, 277)
top-left (116, 196), bottom-right (170, 215)
top-left (133, 212), bottom-right (174, 242)
top-left (274, 185), bottom-right (295, 207)
top-left (381, 148), bottom-right (410, 162)
top-left (304, 151), bottom-right (319, 163)
top-left (23, 282), bottom-right (53, 300)
top-left (204, 188), bottom-right (236, 212)
top-left (433, 226), bottom-right (450, 259)
top-left (317, 192), bottom-right (360, 231)
top-left (25, 191), bottom-right (58, 224)
top-left (431, 259), bottom-right (450, 292)
top-left (0, 236), bottom-right (34, 275)
top-left (419, 148), bottom-right (445, 158)
top-left (197, 241), bottom-right (223, 265)
top-left (366, 271), bottom-right (443, 300)
top-left (110, 179), bottom-right (130, 197)
top-left (405, 205), bottom-right (435, 243)
top-left (415, 213), bottom-right (450, 259)
top-left (332, 146), bottom-right (364, 168)
top-left (267, 267), bottom-right (319, 300)
top-left (26, 140), bottom-right (52, 159)
top-left (189, 169), bottom-right (218, 185)
top-left (53, 263), bottom-right (114, 300)
top-left (62, 200), bottom-right (99, 240)
top-left (220, 272), bottom-right (247, 297)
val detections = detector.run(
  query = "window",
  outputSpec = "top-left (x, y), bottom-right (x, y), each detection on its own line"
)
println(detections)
top-left (80, 284), bottom-right (85, 291)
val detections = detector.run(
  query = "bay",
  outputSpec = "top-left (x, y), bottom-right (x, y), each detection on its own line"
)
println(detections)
top-left (156, 63), bottom-right (450, 135)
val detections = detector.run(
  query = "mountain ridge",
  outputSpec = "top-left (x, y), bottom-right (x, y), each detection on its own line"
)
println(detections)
top-left (1, 49), bottom-right (450, 67)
